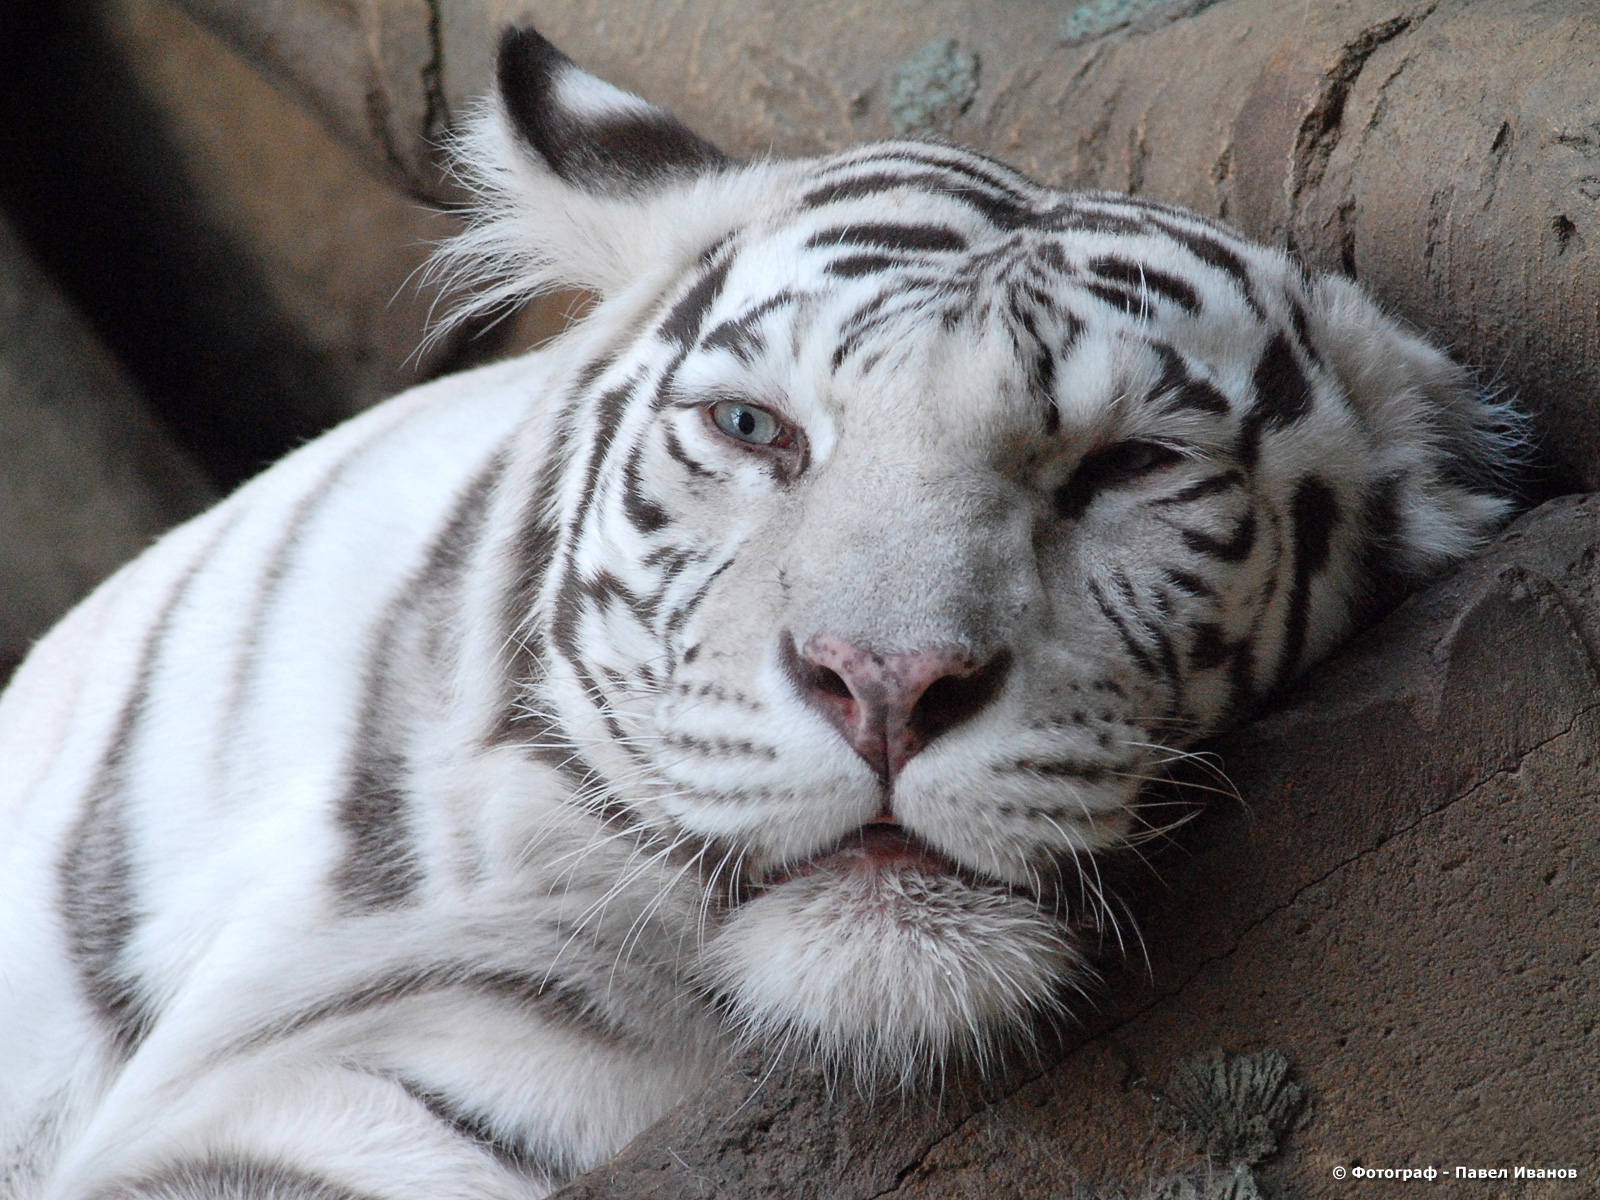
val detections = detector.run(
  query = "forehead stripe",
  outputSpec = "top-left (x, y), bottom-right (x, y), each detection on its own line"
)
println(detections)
top-left (806, 223), bottom-right (969, 254)
top-left (1139, 214), bottom-right (1266, 317)
top-left (1088, 256), bottom-right (1202, 314)
top-left (1151, 344), bottom-right (1230, 416)
top-left (822, 147), bottom-right (1031, 198)
top-left (700, 291), bottom-right (795, 364)
top-left (801, 172), bottom-right (1035, 229)
top-left (659, 251), bottom-right (734, 348)
top-left (825, 254), bottom-right (916, 279)
top-left (1251, 333), bottom-right (1314, 428)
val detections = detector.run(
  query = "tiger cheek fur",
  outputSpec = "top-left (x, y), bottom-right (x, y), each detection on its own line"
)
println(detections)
top-left (0, 23), bottom-right (1517, 1200)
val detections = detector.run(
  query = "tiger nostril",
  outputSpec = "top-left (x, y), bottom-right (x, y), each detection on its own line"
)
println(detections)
top-left (910, 650), bottom-right (1012, 744)
top-left (810, 664), bottom-right (853, 699)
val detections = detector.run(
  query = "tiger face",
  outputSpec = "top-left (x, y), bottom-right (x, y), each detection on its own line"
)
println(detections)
top-left (450, 29), bottom-right (1514, 1079)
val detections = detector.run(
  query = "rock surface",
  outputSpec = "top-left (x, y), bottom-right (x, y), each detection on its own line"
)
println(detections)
top-left (551, 495), bottom-right (1600, 1196)
top-left (172, 0), bottom-right (1600, 493)
top-left (0, 0), bottom-right (469, 487)
top-left (0, 214), bottom-right (214, 684)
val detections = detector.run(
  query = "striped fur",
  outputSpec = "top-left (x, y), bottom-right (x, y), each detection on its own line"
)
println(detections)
top-left (0, 27), bottom-right (1515, 1200)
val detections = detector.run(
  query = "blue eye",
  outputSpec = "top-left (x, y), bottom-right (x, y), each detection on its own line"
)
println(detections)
top-left (710, 399), bottom-right (784, 445)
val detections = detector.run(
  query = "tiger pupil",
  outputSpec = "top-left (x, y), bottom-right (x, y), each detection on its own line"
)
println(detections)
top-left (736, 409), bottom-right (756, 436)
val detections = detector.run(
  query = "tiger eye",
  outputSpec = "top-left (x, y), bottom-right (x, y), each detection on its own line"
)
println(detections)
top-left (711, 399), bottom-right (783, 446)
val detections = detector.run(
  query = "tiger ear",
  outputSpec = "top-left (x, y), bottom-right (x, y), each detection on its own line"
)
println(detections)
top-left (432, 28), bottom-right (753, 319)
top-left (495, 27), bottom-right (732, 194)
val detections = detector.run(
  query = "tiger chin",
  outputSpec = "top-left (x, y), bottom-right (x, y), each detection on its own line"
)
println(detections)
top-left (0, 21), bottom-right (1518, 1200)
top-left (700, 823), bottom-right (1084, 1089)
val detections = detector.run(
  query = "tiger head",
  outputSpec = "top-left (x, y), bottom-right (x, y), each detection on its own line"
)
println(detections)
top-left (442, 29), bottom-right (1514, 1081)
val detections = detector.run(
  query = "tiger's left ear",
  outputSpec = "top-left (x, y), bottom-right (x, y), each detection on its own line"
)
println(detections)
top-left (434, 27), bottom-right (766, 317)
top-left (495, 27), bottom-right (731, 194)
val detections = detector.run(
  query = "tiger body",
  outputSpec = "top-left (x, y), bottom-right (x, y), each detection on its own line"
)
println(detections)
top-left (0, 28), bottom-right (1513, 1200)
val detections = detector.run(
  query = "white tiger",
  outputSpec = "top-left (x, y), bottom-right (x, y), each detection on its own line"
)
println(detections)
top-left (0, 27), bottom-right (1515, 1200)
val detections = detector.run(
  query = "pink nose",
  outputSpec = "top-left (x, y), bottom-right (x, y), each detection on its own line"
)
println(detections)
top-left (782, 632), bottom-right (1011, 780)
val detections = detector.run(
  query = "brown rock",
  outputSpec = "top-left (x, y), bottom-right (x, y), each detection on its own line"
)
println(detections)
top-left (0, 213), bottom-right (214, 684)
top-left (551, 496), bottom-right (1600, 1196)
top-left (97, 0), bottom-right (461, 421)
top-left (0, 0), bottom-right (473, 487)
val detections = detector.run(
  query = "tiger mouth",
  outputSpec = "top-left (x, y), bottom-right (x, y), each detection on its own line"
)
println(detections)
top-left (756, 822), bottom-right (988, 892)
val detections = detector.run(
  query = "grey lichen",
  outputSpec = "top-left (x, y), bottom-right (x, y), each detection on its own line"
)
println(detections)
top-left (1060, 0), bottom-right (1225, 47)
top-left (1156, 1162), bottom-right (1265, 1200)
top-left (1085, 1049), bottom-right (1305, 1200)
top-left (1156, 1048), bottom-right (1307, 1166)
top-left (888, 39), bottom-right (979, 138)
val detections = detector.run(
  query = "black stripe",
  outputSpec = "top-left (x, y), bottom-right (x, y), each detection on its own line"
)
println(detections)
top-left (824, 253), bottom-right (913, 279)
top-left (1088, 256), bottom-right (1201, 314)
top-left (801, 172), bottom-right (1036, 230)
top-left (397, 1079), bottom-right (576, 1184)
top-left (664, 559), bottom-right (734, 638)
top-left (1149, 343), bottom-right (1231, 417)
top-left (820, 146), bottom-right (1032, 199)
top-left (700, 291), bottom-right (793, 364)
top-left (1187, 622), bottom-right (1232, 671)
top-left (548, 579), bottom-right (627, 747)
top-left (806, 223), bottom-right (969, 254)
top-left (335, 461), bottom-right (503, 911)
top-left (621, 441), bottom-right (669, 534)
top-left (1251, 332), bottom-right (1314, 428)
top-left (489, 456), bottom-right (561, 747)
top-left (417, 454), bottom-right (506, 667)
top-left (579, 568), bottom-right (659, 626)
top-left (87, 1157), bottom-right (381, 1200)
top-left (1088, 579), bottom-right (1158, 678)
top-left (572, 352), bottom-right (616, 396)
top-left (1035, 241), bottom-right (1069, 273)
top-left (1152, 470), bottom-right (1245, 507)
top-left (1114, 571), bottom-right (1182, 690)
top-left (1278, 476), bottom-right (1340, 685)
top-left (641, 542), bottom-right (704, 582)
top-left (1356, 473), bottom-right (1408, 618)
top-left (1162, 568), bottom-right (1215, 598)
top-left (247, 962), bottom-right (637, 1053)
top-left (1289, 295), bottom-right (1322, 367)
top-left (1082, 280), bottom-right (1147, 316)
top-left (60, 521), bottom-right (235, 1058)
top-left (335, 618), bottom-right (426, 911)
top-left (334, 638), bottom-right (420, 912)
top-left (561, 379), bottom-right (641, 570)
top-left (659, 251), bottom-right (734, 348)
top-left (1046, 207), bottom-right (1149, 237)
top-left (1180, 510), bottom-right (1257, 562)
top-left (1141, 215), bottom-right (1256, 291)
top-left (663, 424), bottom-right (716, 479)
top-left (831, 286), bottom-right (921, 369)
top-left (1007, 296), bottom-right (1058, 423)
top-left (1168, 377), bottom-right (1230, 416)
